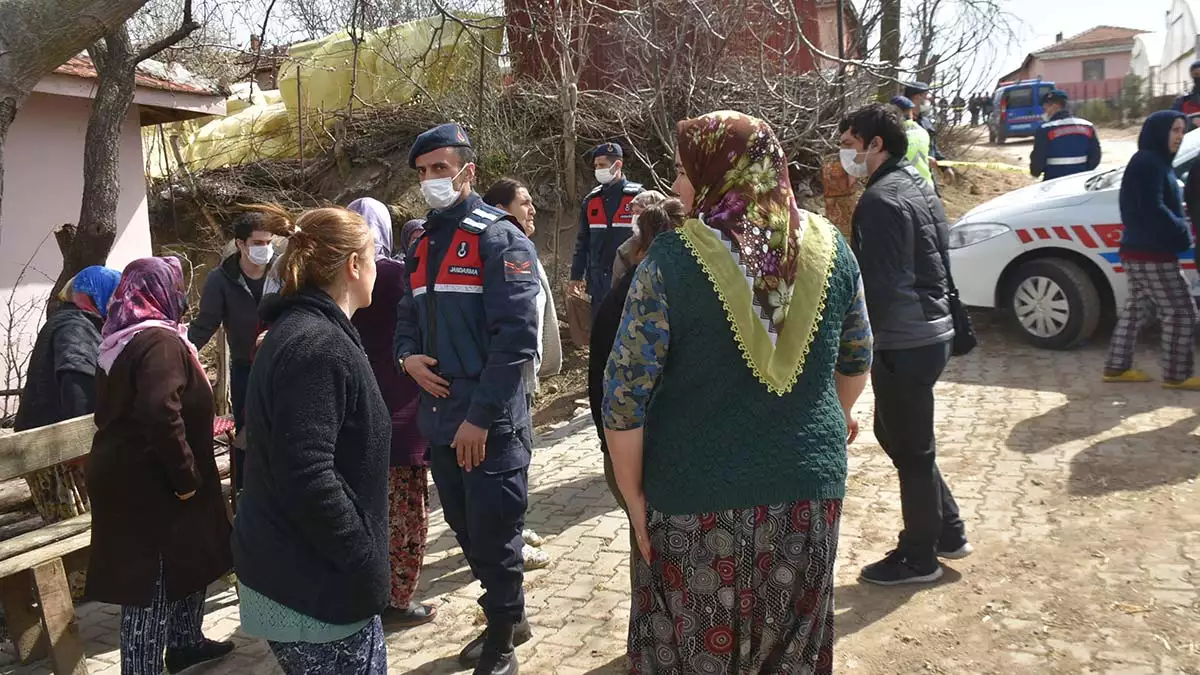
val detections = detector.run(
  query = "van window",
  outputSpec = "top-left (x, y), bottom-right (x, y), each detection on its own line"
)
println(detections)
top-left (1005, 87), bottom-right (1033, 108)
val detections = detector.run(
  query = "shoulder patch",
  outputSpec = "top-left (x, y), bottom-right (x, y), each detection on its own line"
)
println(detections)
top-left (502, 249), bottom-right (537, 282)
top-left (622, 182), bottom-right (644, 195)
top-left (585, 185), bottom-right (603, 199)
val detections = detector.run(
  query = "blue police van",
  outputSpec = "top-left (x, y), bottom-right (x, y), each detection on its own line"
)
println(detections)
top-left (988, 79), bottom-right (1056, 144)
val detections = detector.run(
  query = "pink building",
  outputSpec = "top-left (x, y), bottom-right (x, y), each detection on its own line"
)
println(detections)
top-left (815, 0), bottom-right (863, 68)
top-left (0, 56), bottom-right (224, 394)
top-left (998, 26), bottom-right (1145, 102)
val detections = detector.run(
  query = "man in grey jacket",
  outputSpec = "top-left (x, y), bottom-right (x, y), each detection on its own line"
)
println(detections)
top-left (839, 103), bottom-right (971, 586)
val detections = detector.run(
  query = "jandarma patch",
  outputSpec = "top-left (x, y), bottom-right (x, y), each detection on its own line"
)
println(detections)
top-left (447, 265), bottom-right (480, 276)
top-left (503, 252), bottom-right (535, 281)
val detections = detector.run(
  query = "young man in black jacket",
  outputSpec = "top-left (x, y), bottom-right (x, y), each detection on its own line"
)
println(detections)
top-left (188, 212), bottom-right (276, 488)
top-left (839, 104), bottom-right (971, 585)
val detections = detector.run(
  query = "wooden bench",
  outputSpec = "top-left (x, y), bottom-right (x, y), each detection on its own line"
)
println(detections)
top-left (0, 415), bottom-right (96, 675)
top-left (0, 414), bottom-right (238, 674)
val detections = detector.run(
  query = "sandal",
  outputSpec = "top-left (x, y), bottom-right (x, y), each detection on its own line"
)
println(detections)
top-left (522, 528), bottom-right (546, 547)
top-left (523, 543), bottom-right (551, 570)
top-left (382, 602), bottom-right (438, 628)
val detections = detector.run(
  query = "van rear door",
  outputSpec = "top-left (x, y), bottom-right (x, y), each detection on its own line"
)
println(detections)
top-left (1002, 85), bottom-right (1042, 135)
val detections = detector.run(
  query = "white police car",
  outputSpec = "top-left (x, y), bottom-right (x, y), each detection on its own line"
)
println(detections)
top-left (948, 128), bottom-right (1200, 350)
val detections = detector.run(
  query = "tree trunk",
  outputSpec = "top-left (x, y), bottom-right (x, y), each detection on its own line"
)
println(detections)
top-left (49, 29), bottom-right (138, 309)
top-left (877, 0), bottom-right (901, 101)
top-left (47, 6), bottom-right (198, 310)
top-left (0, 0), bottom-right (155, 237)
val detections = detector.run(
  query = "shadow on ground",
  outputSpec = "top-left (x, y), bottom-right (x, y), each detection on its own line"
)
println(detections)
top-left (834, 567), bottom-right (963, 641)
top-left (419, 471), bottom-right (616, 595)
top-left (1068, 414), bottom-right (1200, 495)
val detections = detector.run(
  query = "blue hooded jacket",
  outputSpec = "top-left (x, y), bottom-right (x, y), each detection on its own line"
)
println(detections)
top-left (1118, 110), bottom-right (1194, 258)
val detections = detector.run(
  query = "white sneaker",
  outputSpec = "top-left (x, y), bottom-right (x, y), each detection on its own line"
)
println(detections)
top-left (937, 542), bottom-right (975, 560)
top-left (522, 528), bottom-right (546, 547)
top-left (522, 544), bottom-right (551, 570)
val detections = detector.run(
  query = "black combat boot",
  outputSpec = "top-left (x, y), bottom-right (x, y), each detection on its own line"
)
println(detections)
top-left (459, 615), bottom-right (531, 667)
top-left (472, 621), bottom-right (518, 675)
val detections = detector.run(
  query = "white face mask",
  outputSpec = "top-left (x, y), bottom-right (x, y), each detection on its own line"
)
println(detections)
top-left (420, 165), bottom-right (468, 210)
top-left (246, 244), bottom-right (272, 266)
top-left (839, 148), bottom-right (870, 178)
top-left (595, 164), bottom-right (619, 184)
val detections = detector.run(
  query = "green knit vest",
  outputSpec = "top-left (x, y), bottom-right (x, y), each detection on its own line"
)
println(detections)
top-left (642, 231), bottom-right (858, 515)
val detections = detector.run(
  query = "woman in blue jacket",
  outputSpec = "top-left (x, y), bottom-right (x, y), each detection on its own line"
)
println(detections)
top-left (1104, 110), bottom-right (1199, 390)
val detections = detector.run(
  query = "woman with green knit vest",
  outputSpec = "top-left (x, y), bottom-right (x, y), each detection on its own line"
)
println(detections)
top-left (603, 111), bottom-right (873, 674)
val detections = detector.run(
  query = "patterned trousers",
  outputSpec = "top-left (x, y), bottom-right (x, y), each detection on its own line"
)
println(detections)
top-left (1104, 260), bottom-right (1197, 382)
top-left (269, 616), bottom-right (387, 675)
top-left (120, 563), bottom-right (206, 675)
top-left (388, 466), bottom-right (429, 608)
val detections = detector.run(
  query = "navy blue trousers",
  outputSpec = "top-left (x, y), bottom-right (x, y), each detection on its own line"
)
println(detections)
top-left (429, 428), bottom-right (531, 624)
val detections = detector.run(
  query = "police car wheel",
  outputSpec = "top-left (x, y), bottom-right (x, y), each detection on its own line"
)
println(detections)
top-left (1005, 258), bottom-right (1101, 350)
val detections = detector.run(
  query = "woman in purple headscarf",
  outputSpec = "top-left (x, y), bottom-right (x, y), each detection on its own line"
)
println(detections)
top-left (86, 257), bottom-right (235, 674)
top-left (346, 198), bottom-right (436, 628)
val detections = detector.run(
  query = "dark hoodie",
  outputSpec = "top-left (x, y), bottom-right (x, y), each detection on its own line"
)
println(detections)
top-left (233, 287), bottom-right (391, 625)
top-left (1118, 110), bottom-right (1194, 261)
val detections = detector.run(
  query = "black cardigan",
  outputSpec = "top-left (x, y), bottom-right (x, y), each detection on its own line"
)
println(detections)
top-left (232, 288), bottom-right (392, 624)
top-left (588, 269), bottom-right (636, 454)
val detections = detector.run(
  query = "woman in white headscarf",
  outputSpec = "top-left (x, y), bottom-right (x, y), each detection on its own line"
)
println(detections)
top-left (346, 198), bottom-right (437, 627)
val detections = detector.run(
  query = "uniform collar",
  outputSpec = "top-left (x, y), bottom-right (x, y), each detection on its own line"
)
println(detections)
top-left (601, 177), bottom-right (626, 194)
top-left (427, 192), bottom-right (481, 229)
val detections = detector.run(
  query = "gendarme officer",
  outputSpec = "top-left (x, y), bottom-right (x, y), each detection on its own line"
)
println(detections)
top-left (394, 123), bottom-right (538, 675)
top-left (1030, 89), bottom-right (1101, 181)
top-left (567, 142), bottom-right (643, 315)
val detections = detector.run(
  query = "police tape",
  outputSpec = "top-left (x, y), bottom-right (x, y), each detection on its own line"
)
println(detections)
top-left (935, 159), bottom-right (1027, 173)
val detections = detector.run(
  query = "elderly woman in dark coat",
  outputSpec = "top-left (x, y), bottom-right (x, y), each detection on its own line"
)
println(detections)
top-left (14, 265), bottom-right (120, 523)
top-left (347, 198), bottom-right (436, 628)
top-left (86, 257), bottom-right (234, 675)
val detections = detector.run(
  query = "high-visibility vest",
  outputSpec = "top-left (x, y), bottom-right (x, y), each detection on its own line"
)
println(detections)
top-left (903, 119), bottom-right (934, 186)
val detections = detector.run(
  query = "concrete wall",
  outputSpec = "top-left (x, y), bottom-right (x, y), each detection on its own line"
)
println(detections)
top-left (0, 91), bottom-right (152, 392)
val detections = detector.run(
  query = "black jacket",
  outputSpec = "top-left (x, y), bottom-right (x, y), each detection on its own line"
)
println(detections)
top-left (14, 305), bottom-right (101, 431)
top-left (188, 253), bottom-right (268, 364)
top-left (233, 288), bottom-right (391, 625)
top-left (588, 269), bottom-right (636, 454)
top-left (851, 157), bottom-right (954, 351)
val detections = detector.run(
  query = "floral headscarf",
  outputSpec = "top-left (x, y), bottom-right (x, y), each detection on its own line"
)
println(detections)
top-left (58, 265), bottom-right (121, 318)
top-left (675, 111), bottom-right (838, 395)
top-left (677, 111), bottom-right (803, 330)
top-left (98, 257), bottom-right (198, 374)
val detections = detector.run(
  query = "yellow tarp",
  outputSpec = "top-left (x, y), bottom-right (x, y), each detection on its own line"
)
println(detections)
top-left (143, 15), bottom-right (502, 178)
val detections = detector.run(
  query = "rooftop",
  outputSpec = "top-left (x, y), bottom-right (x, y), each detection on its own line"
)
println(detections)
top-left (54, 55), bottom-right (223, 96)
top-left (1035, 25), bottom-right (1145, 56)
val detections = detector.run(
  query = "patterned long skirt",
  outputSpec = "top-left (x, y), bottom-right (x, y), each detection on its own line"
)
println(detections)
top-left (269, 616), bottom-right (387, 675)
top-left (388, 466), bottom-right (429, 608)
top-left (629, 499), bottom-right (841, 675)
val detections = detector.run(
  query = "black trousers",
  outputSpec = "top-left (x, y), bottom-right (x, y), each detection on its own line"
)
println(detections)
top-left (871, 340), bottom-right (964, 562)
top-left (429, 428), bottom-right (531, 625)
top-left (230, 359), bottom-right (253, 491)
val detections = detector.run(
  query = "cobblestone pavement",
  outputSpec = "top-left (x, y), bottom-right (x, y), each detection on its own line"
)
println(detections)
top-left (3, 317), bottom-right (1198, 674)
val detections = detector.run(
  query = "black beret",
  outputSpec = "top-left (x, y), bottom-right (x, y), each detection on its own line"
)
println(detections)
top-left (409, 123), bottom-right (472, 168)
